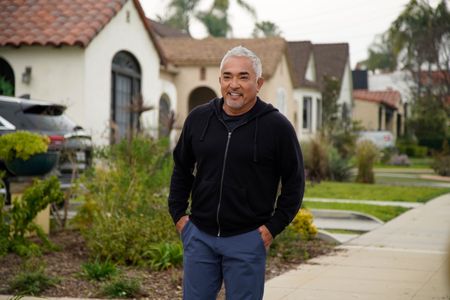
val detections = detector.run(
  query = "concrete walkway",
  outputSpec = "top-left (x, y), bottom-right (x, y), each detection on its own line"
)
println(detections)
top-left (264, 193), bottom-right (450, 300)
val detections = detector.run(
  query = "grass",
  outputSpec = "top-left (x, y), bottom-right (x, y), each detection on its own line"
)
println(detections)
top-left (303, 201), bottom-right (409, 222)
top-left (80, 259), bottom-right (119, 281)
top-left (9, 269), bottom-right (59, 296)
top-left (374, 157), bottom-right (433, 169)
top-left (304, 181), bottom-right (450, 203)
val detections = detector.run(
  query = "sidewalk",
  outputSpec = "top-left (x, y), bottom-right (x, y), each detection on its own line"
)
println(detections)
top-left (264, 193), bottom-right (450, 300)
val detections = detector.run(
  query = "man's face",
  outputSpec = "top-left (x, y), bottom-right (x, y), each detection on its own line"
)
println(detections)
top-left (219, 56), bottom-right (264, 116)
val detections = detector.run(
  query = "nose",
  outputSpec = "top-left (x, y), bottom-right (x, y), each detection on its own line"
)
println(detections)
top-left (230, 77), bottom-right (239, 88)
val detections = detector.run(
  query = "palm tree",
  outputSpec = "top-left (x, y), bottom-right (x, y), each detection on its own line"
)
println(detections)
top-left (159, 0), bottom-right (256, 37)
top-left (252, 21), bottom-right (282, 38)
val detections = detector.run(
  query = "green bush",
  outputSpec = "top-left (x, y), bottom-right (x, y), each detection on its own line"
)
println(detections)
top-left (327, 146), bottom-right (353, 182)
top-left (81, 259), bottom-right (119, 281)
top-left (144, 242), bottom-right (183, 271)
top-left (73, 136), bottom-right (178, 266)
top-left (431, 140), bottom-right (450, 176)
top-left (355, 140), bottom-right (379, 184)
top-left (0, 176), bottom-right (64, 256)
top-left (289, 208), bottom-right (317, 241)
top-left (301, 137), bottom-right (329, 182)
top-left (0, 131), bottom-right (49, 161)
top-left (397, 143), bottom-right (428, 158)
top-left (8, 259), bottom-right (59, 295)
top-left (101, 277), bottom-right (142, 299)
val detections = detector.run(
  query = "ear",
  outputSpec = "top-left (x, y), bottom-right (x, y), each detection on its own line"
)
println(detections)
top-left (256, 77), bottom-right (264, 92)
top-left (218, 77), bottom-right (222, 84)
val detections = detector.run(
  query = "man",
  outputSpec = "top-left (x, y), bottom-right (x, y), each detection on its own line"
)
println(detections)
top-left (168, 45), bottom-right (304, 300)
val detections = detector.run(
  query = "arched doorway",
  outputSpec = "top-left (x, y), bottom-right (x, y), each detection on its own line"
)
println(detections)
top-left (111, 51), bottom-right (141, 143)
top-left (0, 57), bottom-right (15, 96)
top-left (158, 94), bottom-right (171, 138)
top-left (188, 87), bottom-right (216, 112)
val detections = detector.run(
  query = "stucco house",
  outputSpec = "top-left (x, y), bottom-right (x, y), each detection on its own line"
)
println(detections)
top-left (287, 41), bottom-right (353, 139)
top-left (157, 37), bottom-right (299, 137)
top-left (352, 89), bottom-right (405, 137)
top-left (0, 0), bottom-right (171, 144)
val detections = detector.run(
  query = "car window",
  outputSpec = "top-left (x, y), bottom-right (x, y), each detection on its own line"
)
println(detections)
top-left (24, 113), bottom-right (78, 132)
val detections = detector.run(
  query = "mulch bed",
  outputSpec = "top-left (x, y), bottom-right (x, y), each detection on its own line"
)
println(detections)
top-left (0, 229), bottom-right (338, 299)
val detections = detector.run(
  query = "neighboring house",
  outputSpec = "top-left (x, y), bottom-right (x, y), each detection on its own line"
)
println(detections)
top-left (286, 41), bottom-right (322, 139)
top-left (0, 0), bottom-right (168, 144)
top-left (313, 43), bottom-right (353, 122)
top-left (158, 37), bottom-right (298, 136)
top-left (352, 89), bottom-right (405, 137)
top-left (287, 41), bottom-right (353, 139)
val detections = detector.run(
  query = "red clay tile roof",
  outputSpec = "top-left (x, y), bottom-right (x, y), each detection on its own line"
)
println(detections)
top-left (287, 41), bottom-right (318, 89)
top-left (353, 89), bottom-right (402, 109)
top-left (0, 0), bottom-right (164, 61)
top-left (158, 37), bottom-right (287, 79)
top-left (313, 43), bottom-right (349, 91)
top-left (0, 0), bottom-right (129, 47)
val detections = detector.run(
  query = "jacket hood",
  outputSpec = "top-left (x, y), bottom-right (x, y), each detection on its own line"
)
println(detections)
top-left (199, 97), bottom-right (278, 163)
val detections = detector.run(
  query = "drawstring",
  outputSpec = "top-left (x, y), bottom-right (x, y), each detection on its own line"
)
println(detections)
top-left (200, 111), bottom-right (214, 141)
top-left (253, 117), bottom-right (259, 162)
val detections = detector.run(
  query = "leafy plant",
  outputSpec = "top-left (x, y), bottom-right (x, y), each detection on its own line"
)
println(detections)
top-left (1, 176), bottom-right (64, 256)
top-left (73, 136), bottom-right (178, 265)
top-left (101, 277), bottom-right (142, 299)
top-left (327, 146), bottom-right (353, 182)
top-left (355, 140), bottom-right (379, 183)
top-left (302, 136), bottom-right (329, 183)
top-left (8, 259), bottom-right (58, 295)
top-left (80, 259), bottom-right (119, 281)
top-left (432, 140), bottom-right (450, 176)
top-left (289, 208), bottom-right (317, 241)
top-left (0, 75), bottom-right (13, 96)
top-left (144, 242), bottom-right (183, 271)
top-left (0, 131), bottom-right (49, 161)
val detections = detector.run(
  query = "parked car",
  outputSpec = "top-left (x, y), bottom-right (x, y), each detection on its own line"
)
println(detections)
top-left (0, 95), bottom-right (93, 204)
top-left (357, 130), bottom-right (395, 149)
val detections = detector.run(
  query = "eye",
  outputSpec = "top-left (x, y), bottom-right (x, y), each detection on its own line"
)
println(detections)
top-left (240, 75), bottom-right (249, 80)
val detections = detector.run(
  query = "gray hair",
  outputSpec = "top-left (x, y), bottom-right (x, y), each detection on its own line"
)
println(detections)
top-left (219, 46), bottom-right (263, 78)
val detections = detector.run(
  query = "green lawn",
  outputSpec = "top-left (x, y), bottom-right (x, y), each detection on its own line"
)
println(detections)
top-left (304, 181), bottom-right (450, 203)
top-left (374, 157), bottom-right (433, 169)
top-left (303, 201), bottom-right (409, 222)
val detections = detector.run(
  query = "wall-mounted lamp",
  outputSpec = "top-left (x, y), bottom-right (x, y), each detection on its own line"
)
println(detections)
top-left (22, 66), bottom-right (32, 84)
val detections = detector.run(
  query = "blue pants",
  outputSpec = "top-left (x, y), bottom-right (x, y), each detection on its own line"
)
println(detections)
top-left (181, 221), bottom-right (267, 300)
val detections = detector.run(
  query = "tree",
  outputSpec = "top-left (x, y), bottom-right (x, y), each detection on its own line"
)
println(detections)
top-left (381, 0), bottom-right (450, 149)
top-left (252, 21), bottom-right (282, 38)
top-left (359, 34), bottom-right (397, 72)
top-left (159, 0), bottom-right (256, 37)
top-left (320, 75), bottom-right (340, 138)
top-left (157, 0), bottom-right (201, 35)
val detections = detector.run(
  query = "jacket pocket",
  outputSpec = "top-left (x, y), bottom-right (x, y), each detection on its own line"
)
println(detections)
top-left (220, 183), bottom-right (256, 228)
top-left (191, 179), bottom-right (218, 221)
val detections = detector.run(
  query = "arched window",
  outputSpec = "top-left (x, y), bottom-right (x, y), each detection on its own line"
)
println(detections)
top-left (188, 87), bottom-right (217, 111)
top-left (159, 94), bottom-right (171, 138)
top-left (0, 57), bottom-right (15, 96)
top-left (111, 51), bottom-right (141, 143)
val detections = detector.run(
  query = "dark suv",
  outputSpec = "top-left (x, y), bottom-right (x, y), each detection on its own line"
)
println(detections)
top-left (0, 95), bottom-right (93, 203)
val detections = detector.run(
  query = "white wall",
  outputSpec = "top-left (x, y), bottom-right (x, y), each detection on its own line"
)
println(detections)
top-left (338, 61), bottom-right (353, 117)
top-left (369, 70), bottom-right (413, 103)
top-left (0, 47), bottom-right (85, 123)
top-left (84, 0), bottom-right (162, 144)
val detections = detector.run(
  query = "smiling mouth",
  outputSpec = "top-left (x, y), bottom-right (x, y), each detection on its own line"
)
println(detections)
top-left (228, 91), bottom-right (242, 97)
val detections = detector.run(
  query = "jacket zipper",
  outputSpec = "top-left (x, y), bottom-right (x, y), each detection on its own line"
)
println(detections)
top-left (217, 130), bottom-right (232, 237)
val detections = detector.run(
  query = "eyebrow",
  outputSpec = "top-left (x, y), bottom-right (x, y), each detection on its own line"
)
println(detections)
top-left (222, 71), bottom-right (250, 76)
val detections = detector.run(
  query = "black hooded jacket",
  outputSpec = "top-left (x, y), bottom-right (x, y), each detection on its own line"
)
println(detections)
top-left (168, 97), bottom-right (304, 238)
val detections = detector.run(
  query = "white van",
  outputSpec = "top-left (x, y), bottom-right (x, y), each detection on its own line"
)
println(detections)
top-left (357, 131), bottom-right (395, 149)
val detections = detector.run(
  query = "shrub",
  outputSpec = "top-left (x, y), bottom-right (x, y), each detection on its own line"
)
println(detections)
top-left (389, 154), bottom-right (411, 166)
top-left (302, 137), bottom-right (329, 183)
top-left (0, 131), bottom-right (49, 161)
top-left (8, 259), bottom-right (59, 295)
top-left (1, 176), bottom-right (64, 256)
top-left (327, 146), bottom-right (353, 182)
top-left (81, 259), bottom-right (119, 281)
top-left (73, 136), bottom-right (178, 265)
top-left (144, 242), bottom-right (183, 271)
top-left (289, 208), bottom-right (317, 241)
top-left (431, 140), bottom-right (450, 176)
top-left (101, 277), bottom-right (142, 299)
top-left (355, 140), bottom-right (379, 184)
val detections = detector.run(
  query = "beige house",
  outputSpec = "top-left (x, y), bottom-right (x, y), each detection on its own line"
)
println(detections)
top-left (157, 37), bottom-right (298, 136)
top-left (0, 0), bottom-right (168, 144)
top-left (352, 89), bottom-right (405, 137)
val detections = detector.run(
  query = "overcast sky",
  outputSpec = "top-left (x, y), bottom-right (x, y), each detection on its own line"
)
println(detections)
top-left (140, 0), bottom-right (446, 68)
